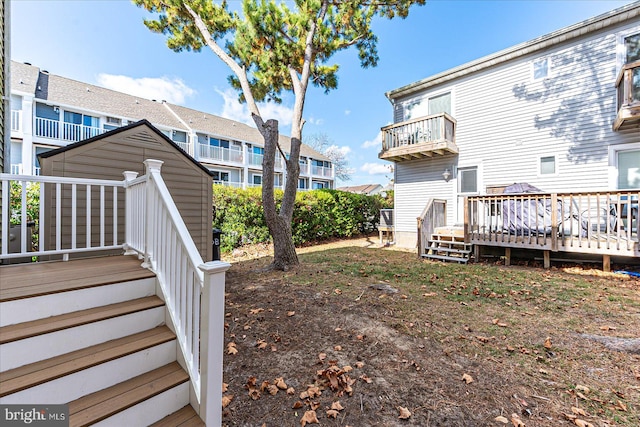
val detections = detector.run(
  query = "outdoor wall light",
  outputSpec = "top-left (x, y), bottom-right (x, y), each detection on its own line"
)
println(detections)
top-left (442, 168), bottom-right (452, 181)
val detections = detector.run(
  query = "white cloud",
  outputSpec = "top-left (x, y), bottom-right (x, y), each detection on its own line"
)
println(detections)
top-left (217, 88), bottom-right (293, 128)
top-left (361, 162), bottom-right (393, 175)
top-left (344, 110), bottom-right (351, 116)
top-left (96, 74), bottom-right (196, 105)
top-left (306, 116), bottom-right (324, 126)
top-left (361, 132), bottom-right (381, 149)
top-left (326, 144), bottom-right (351, 157)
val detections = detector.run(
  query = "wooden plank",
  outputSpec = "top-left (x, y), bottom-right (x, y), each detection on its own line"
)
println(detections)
top-left (0, 256), bottom-right (155, 302)
top-left (68, 363), bottom-right (188, 427)
top-left (603, 254), bottom-right (611, 273)
top-left (504, 247), bottom-right (511, 266)
top-left (149, 405), bottom-right (203, 427)
top-left (0, 296), bottom-right (164, 344)
top-left (0, 326), bottom-right (174, 397)
top-left (543, 251), bottom-right (551, 269)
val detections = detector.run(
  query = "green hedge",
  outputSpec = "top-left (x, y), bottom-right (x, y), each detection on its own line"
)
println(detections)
top-left (212, 186), bottom-right (392, 252)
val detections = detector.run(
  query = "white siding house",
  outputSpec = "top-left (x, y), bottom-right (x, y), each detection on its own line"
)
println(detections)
top-left (382, 2), bottom-right (640, 250)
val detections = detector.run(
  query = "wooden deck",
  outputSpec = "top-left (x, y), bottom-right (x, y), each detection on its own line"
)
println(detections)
top-left (0, 255), bottom-right (155, 302)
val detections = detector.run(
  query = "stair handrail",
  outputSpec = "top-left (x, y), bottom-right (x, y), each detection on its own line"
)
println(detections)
top-left (124, 160), bottom-right (230, 426)
top-left (417, 198), bottom-right (447, 255)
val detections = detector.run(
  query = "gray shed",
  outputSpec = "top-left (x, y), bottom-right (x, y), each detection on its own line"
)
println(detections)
top-left (39, 120), bottom-right (214, 261)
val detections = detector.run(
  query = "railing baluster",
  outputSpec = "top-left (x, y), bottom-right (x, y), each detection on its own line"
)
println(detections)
top-left (86, 185), bottom-right (92, 248)
top-left (71, 184), bottom-right (77, 250)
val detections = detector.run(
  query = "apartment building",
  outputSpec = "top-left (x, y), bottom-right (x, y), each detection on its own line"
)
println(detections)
top-left (8, 61), bottom-right (335, 189)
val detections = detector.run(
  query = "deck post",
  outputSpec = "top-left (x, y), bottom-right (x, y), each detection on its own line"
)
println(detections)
top-left (504, 247), bottom-right (511, 266)
top-left (417, 217), bottom-right (424, 257)
top-left (603, 255), bottom-right (611, 272)
top-left (199, 260), bottom-right (232, 427)
top-left (463, 197), bottom-right (470, 244)
top-left (550, 194), bottom-right (558, 252)
top-left (543, 250), bottom-right (551, 269)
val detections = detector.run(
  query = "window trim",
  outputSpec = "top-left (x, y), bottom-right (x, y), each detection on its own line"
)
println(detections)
top-left (608, 142), bottom-right (640, 189)
top-left (538, 154), bottom-right (558, 176)
top-left (616, 25), bottom-right (640, 71)
top-left (403, 86), bottom-right (455, 121)
top-left (457, 166), bottom-right (479, 195)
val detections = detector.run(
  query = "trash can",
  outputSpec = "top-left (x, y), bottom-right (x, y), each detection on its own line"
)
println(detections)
top-left (212, 228), bottom-right (222, 261)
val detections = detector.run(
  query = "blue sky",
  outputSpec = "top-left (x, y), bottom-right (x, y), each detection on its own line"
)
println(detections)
top-left (11, 0), bottom-right (633, 186)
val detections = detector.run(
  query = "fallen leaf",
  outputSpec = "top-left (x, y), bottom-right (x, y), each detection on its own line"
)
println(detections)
top-left (334, 327), bottom-right (342, 331)
top-left (397, 406), bottom-right (411, 419)
top-left (334, 345), bottom-right (342, 351)
top-left (401, 294), bottom-right (408, 299)
top-left (256, 339), bottom-right (268, 350)
top-left (614, 400), bottom-right (628, 412)
top-left (575, 385), bottom-right (591, 394)
top-left (544, 337), bottom-right (552, 349)
top-left (300, 410), bottom-right (319, 426)
top-left (360, 374), bottom-right (373, 384)
top-left (275, 377), bottom-right (288, 390)
top-left (355, 361), bottom-right (365, 368)
top-left (497, 322), bottom-right (508, 328)
top-left (334, 288), bottom-right (342, 295)
top-left (222, 394), bottom-right (233, 408)
top-left (476, 336), bottom-right (490, 343)
top-left (462, 373), bottom-right (474, 384)
top-left (327, 409), bottom-right (339, 418)
top-left (292, 401), bottom-right (304, 409)
top-left (287, 311), bottom-right (295, 317)
top-left (318, 353), bottom-right (327, 361)
top-left (287, 387), bottom-right (295, 395)
top-left (227, 342), bottom-right (238, 355)
top-left (342, 365), bottom-right (353, 373)
top-left (260, 381), bottom-right (271, 392)
top-left (307, 386), bottom-right (322, 398)
top-left (599, 325), bottom-right (616, 331)
top-left (267, 384), bottom-right (279, 395)
top-left (222, 383), bottom-right (228, 392)
top-left (510, 413), bottom-right (525, 426)
top-left (495, 415), bottom-right (509, 423)
top-left (571, 407), bottom-right (587, 416)
top-left (423, 292), bottom-right (437, 297)
top-left (331, 401), bottom-right (344, 411)
top-left (574, 420), bottom-right (594, 427)
top-left (249, 308), bottom-right (264, 315)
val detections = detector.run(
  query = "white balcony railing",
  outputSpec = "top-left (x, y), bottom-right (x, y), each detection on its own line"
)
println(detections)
top-left (248, 152), bottom-right (263, 167)
top-left (174, 141), bottom-right (189, 153)
top-left (10, 164), bottom-right (22, 174)
top-left (34, 117), bottom-right (105, 142)
top-left (198, 144), bottom-right (243, 163)
top-left (11, 110), bottom-right (22, 132)
top-left (213, 180), bottom-right (243, 188)
top-left (311, 164), bottom-right (333, 177)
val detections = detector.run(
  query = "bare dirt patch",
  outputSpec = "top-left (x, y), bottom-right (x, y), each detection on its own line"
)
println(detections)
top-left (220, 238), bottom-right (640, 426)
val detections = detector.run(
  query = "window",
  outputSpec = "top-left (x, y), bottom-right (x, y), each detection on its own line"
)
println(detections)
top-left (253, 146), bottom-right (264, 155)
top-left (106, 116), bottom-right (122, 126)
top-left (540, 156), bottom-right (556, 175)
top-left (312, 181), bottom-right (327, 189)
top-left (428, 92), bottom-right (452, 115)
top-left (210, 137), bottom-right (230, 149)
top-left (406, 91), bottom-right (452, 120)
top-left (618, 149), bottom-right (640, 189)
top-left (625, 33), bottom-right (640, 63)
top-left (33, 146), bottom-right (52, 174)
top-left (458, 167), bottom-right (478, 194)
top-left (298, 178), bottom-right (308, 189)
top-left (211, 171), bottom-right (229, 182)
top-left (253, 175), bottom-right (262, 185)
top-left (299, 157), bottom-right (307, 165)
top-left (532, 57), bottom-right (550, 80)
top-left (172, 130), bottom-right (187, 143)
top-left (35, 103), bottom-right (59, 120)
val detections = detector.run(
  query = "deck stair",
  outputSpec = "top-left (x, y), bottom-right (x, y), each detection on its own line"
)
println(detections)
top-left (0, 256), bottom-right (204, 427)
top-left (422, 226), bottom-right (472, 264)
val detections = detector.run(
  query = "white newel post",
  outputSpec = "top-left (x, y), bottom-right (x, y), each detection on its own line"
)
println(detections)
top-left (199, 260), bottom-right (232, 426)
top-left (122, 171), bottom-right (139, 255)
top-left (142, 159), bottom-right (164, 268)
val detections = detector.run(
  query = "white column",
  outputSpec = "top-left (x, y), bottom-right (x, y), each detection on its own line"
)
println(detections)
top-left (122, 171), bottom-right (139, 255)
top-left (198, 260), bottom-right (232, 427)
top-left (242, 142), bottom-right (249, 189)
top-left (21, 96), bottom-right (34, 175)
top-left (142, 159), bottom-right (164, 268)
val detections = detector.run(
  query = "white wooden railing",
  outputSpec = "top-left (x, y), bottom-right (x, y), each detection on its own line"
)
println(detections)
top-left (1, 160), bottom-right (229, 425)
top-left (11, 110), bottom-right (22, 132)
top-left (1, 174), bottom-right (125, 260)
top-left (198, 143), bottom-right (243, 163)
top-left (417, 198), bottom-right (447, 255)
top-left (311, 164), bottom-right (333, 177)
top-left (123, 160), bottom-right (229, 426)
top-left (34, 117), bottom-right (104, 142)
top-left (381, 113), bottom-right (456, 152)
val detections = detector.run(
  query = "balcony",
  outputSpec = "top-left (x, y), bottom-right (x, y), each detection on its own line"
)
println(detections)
top-left (35, 117), bottom-right (104, 142)
top-left (198, 144), bottom-right (243, 163)
top-left (213, 180), bottom-right (243, 188)
top-left (247, 153), bottom-right (283, 169)
top-left (614, 60), bottom-right (640, 131)
top-left (379, 113), bottom-right (458, 162)
top-left (311, 165), bottom-right (332, 177)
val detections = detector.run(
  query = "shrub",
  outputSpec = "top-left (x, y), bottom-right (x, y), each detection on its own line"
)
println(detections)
top-left (212, 186), bottom-right (389, 251)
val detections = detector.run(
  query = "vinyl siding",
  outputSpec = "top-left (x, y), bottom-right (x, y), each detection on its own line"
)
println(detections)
top-left (392, 20), bottom-right (640, 246)
top-left (40, 126), bottom-right (213, 260)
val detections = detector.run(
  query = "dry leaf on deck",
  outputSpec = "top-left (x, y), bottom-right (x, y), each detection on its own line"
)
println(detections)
top-left (256, 339), bottom-right (268, 350)
top-left (326, 409), bottom-right (339, 418)
top-left (331, 401), bottom-right (344, 411)
top-left (222, 382), bottom-right (228, 392)
top-left (287, 311), bottom-right (296, 317)
top-left (300, 410), bottom-right (319, 426)
top-left (397, 406), bottom-right (411, 419)
top-left (249, 308), bottom-right (264, 315)
top-left (462, 373), bottom-right (474, 384)
top-left (275, 377), bottom-right (288, 390)
top-left (227, 342), bottom-right (238, 355)
top-left (287, 387), bottom-right (295, 395)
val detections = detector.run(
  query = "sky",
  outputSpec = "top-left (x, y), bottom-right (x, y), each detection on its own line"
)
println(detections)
top-left (10, 0), bottom-right (634, 186)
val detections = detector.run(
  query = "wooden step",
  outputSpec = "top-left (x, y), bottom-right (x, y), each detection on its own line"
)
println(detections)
top-left (422, 253), bottom-right (470, 263)
top-left (0, 296), bottom-right (164, 344)
top-left (0, 255), bottom-right (154, 302)
top-left (427, 246), bottom-right (472, 255)
top-left (150, 405), bottom-right (205, 427)
top-left (0, 326), bottom-right (175, 398)
top-left (68, 362), bottom-right (189, 427)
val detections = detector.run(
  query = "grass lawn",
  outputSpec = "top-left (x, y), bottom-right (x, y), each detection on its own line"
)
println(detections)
top-left (221, 238), bottom-right (639, 426)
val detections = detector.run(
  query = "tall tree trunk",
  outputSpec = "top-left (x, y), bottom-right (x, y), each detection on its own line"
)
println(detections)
top-left (256, 118), bottom-right (300, 270)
